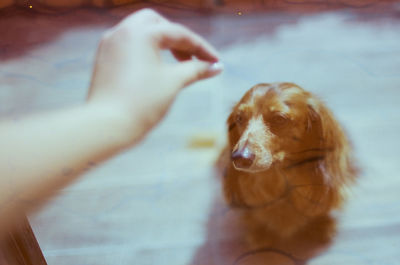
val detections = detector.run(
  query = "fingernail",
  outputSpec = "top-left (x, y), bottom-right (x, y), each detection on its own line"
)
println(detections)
top-left (208, 62), bottom-right (224, 73)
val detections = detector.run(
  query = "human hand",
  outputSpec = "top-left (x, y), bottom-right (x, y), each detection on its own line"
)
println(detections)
top-left (87, 9), bottom-right (223, 144)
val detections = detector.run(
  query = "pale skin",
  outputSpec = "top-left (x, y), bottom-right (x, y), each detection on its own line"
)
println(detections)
top-left (0, 9), bottom-right (223, 235)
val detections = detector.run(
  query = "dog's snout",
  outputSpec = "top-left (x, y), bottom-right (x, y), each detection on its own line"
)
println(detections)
top-left (231, 146), bottom-right (255, 169)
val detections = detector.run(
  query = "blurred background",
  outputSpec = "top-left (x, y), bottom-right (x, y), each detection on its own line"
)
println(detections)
top-left (1, 1), bottom-right (400, 264)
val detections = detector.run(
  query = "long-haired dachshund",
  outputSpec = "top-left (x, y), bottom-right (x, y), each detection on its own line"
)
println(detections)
top-left (222, 82), bottom-right (358, 238)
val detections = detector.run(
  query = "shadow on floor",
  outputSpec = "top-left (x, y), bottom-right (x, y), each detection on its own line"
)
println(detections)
top-left (188, 170), bottom-right (337, 265)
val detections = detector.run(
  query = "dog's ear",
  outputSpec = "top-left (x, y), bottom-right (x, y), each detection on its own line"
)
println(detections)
top-left (308, 97), bottom-right (343, 153)
top-left (307, 96), bottom-right (358, 192)
top-left (306, 98), bottom-right (322, 132)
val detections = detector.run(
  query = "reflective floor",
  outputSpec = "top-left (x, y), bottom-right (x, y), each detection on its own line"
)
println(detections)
top-left (1, 4), bottom-right (400, 265)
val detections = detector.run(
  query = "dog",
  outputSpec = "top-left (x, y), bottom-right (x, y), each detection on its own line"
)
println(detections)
top-left (222, 82), bottom-right (358, 239)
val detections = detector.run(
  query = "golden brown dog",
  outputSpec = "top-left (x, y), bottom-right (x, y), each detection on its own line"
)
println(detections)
top-left (222, 82), bottom-right (358, 238)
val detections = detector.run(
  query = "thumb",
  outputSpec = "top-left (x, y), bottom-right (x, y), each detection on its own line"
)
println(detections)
top-left (174, 60), bottom-right (223, 88)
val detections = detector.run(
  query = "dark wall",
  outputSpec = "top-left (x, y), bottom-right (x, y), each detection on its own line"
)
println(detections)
top-left (1, 0), bottom-right (399, 14)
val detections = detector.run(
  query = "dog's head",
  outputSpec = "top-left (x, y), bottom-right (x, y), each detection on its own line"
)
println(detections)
top-left (228, 83), bottom-right (318, 172)
top-left (227, 83), bottom-right (356, 184)
top-left (224, 82), bottom-right (358, 221)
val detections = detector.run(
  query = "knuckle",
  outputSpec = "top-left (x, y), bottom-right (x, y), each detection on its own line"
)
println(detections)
top-left (144, 24), bottom-right (165, 41)
top-left (136, 8), bottom-right (159, 19)
top-left (112, 10), bottom-right (164, 40)
top-left (111, 24), bottom-right (138, 41)
top-left (170, 22), bottom-right (187, 34)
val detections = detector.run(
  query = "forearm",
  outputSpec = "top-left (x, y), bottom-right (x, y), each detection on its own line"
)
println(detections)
top-left (0, 103), bottom-right (133, 231)
top-left (0, 8), bottom-right (222, 235)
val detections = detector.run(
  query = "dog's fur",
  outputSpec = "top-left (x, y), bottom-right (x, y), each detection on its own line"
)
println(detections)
top-left (222, 82), bottom-right (358, 238)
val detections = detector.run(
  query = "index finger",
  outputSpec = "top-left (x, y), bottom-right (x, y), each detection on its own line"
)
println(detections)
top-left (153, 23), bottom-right (220, 63)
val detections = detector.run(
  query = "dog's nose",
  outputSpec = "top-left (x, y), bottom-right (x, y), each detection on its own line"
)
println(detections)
top-left (231, 146), bottom-right (255, 169)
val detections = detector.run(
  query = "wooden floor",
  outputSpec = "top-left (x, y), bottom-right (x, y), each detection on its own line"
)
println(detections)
top-left (1, 3), bottom-right (400, 265)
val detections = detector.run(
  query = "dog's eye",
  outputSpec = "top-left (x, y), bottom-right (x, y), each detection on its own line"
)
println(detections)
top-left (270, 114), bottom-right (288, 125)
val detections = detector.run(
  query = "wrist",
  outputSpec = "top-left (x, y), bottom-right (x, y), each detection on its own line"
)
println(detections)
top-left (83, 101), bottom-right (143, 149)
